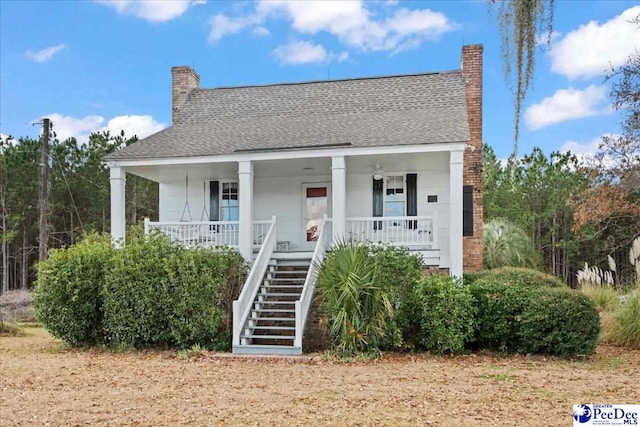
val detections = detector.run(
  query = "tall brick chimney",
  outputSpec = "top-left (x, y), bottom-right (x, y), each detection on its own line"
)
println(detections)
top-left (172, 66), bottom-right (200, 124)
top-left (461, 44), bottom-right (484, 272)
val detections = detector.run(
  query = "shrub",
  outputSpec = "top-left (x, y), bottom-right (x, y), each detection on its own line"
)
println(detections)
top-left (34, 234), bottom-right (114, 346)
top-left (464, 267), bottom-right (566, 288)
top-left (517, 288), bottom-right (600, 355)
top-left (102, 233), bottom-right (178, 348)
top-left (468, 281), bottom-right (528, 352)
top-left (605, 294), bottom-right (640, 349)
top-left (166, 247), bottom-right (245, 350)
top-left (483, 218), bottom-right (540, 269)
top-left (316, 241), bottom-right (394, 356)
top-left (369, 245), bottom-right (423, 348)
top-left (469, 281), bottom-right (600, 355)
top-left (412, 275), bottom-right (475, 354)
top-left (103, 234), bottom-right (246, 350)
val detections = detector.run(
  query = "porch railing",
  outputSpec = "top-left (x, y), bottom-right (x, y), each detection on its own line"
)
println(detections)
top-left (144, 219), bottom-right (274, 249)
top-left (295, 215), bottom-right (330, 348)
top-left (252, 220), bottom-right (272, 248)
top-left (144, 219), bottom-right (239, 248)
top-left (345, 216), bottom-right (436, 248)
top-left (232, 216), bottom-right (277, 347)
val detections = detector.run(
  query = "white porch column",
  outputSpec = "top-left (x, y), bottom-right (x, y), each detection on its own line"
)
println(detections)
top-left (238, 160), bottom-right (254, 262)
top-left (109, 166), bottom-right (126, 247)
top-left (449, 150), bottom-right (464, 277)
top-left (331, 156), bottom-right (346, 242)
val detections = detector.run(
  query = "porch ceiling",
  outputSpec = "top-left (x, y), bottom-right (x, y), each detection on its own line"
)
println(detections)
top-left (126, 162), bottom-right (238, 182)
top-left (126, 151), bottom-right (450, 182)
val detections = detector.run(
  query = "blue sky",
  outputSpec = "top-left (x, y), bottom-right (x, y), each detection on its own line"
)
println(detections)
top-left (1, 0), bottom-right (639, 160)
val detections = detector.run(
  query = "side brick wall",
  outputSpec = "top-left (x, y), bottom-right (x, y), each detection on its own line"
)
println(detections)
top-left (461, 45), bottom-right (484, 272)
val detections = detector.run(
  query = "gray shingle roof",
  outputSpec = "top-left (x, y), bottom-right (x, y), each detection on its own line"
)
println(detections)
top-left (105, 71), bottom-right (469, 161)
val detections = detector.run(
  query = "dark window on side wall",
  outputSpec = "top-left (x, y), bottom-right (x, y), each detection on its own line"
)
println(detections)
top-left (463, 185), bottom-right (473, 236)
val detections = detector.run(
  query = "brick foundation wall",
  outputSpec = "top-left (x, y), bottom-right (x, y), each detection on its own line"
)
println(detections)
top-left (171, 66), bottom-right (200, 124)
top-left (302, 295), bottom-right (329, 352)
top-left (461, 45), bottom-right (484, 272)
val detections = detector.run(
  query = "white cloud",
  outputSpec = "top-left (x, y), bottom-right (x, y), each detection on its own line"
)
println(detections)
top-left (252, 26), bottom-right (270, 36)
top-left (95, 0), bottom-right (205, 23)
top-left (45, 113), bottom-right (105, 142)
top-left (209, 13), bottom-right (263, 41)
top-left (525, 85), bottom-right (610, 130)
top-left (40, 113), bottom-right (165, 142)
top-left (273, 41), bottom-right (328, 65)
top-left (102, 115), bottom-right (165, 139)
top-left (550, 6), bottom-right (640, 79)
top-left (210, 1), bottom-right (454, 55)
top-left (25, 44), bottom-right (65, 63)
top-left (336, 51), bottom-right (349, 62)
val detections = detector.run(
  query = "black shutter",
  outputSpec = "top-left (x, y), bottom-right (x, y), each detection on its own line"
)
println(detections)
top-left (406, 173), bottom-right (417, 229)
top-left (209, 181), bottom-right (219, 221)
top-left (373, 177), bottom-right (383, 230)
top-left (463, 185), bottom-right (473, 236)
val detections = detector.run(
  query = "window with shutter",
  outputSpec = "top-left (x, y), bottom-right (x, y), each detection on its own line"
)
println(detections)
top-left (463, 185), bottom-right (473, 236)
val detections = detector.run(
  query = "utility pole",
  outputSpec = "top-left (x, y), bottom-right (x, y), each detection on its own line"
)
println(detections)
top-left (38, 118), bottom-right (50, 262)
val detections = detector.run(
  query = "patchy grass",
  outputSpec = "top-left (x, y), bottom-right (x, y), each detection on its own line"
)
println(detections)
top-left (1, 328), bottom-right (639, 426)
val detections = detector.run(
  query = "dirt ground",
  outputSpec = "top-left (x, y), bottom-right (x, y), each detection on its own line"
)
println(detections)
top-left (1, 328), bottom-right (638, 426)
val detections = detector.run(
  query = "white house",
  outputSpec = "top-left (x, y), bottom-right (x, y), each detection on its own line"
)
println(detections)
top-left (104, 44), bottom-right (484, 355)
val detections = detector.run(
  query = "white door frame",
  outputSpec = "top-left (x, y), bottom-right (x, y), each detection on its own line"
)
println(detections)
top-left (301, 182), bottom-right (331, 250)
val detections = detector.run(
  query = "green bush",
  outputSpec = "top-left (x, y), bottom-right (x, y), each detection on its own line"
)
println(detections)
top-left (412, 275), bottom-right (475, 354)
top-left (464, 267), bottom-right (566, 288)
top-left (166, 247), bottom-right (245, 350)
top-left (517, 288), bottom-right (600, 355)
top-left (102, 234), bottom-right (178, 348)
top-left (317, 241), bottom-right (394, 356)
top-left (35, 231), bottom-right (246, 350)
top-left (369, 245), bottom-right (423, 348)
top-left (103, 234), bottom-right (245, 349)
top-left (469, 281), bottom-right (600, 355)
top-left (468, 281), bottom-right (527, 352)
top-left (34, 234), bottom-right (115, 346)
top-left (606, 294), bottom-right (640, 348)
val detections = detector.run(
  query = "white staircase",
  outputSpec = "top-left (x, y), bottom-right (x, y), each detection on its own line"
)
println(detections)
top-left (233, 254), bottom-right (311, 355)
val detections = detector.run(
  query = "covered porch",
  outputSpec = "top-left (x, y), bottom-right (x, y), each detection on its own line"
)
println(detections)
top-left (109, 144), bottom-right (464, 275)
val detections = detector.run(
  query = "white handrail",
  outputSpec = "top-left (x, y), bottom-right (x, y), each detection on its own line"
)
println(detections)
top-left (232, 216), bottom-right (277, 347)
top-left (295, 214), bottom-right (329, 348)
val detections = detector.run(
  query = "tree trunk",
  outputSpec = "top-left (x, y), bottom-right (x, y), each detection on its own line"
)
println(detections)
top-left (1, 183), bottom-right (7, 294)
top-left (21, 222), bottom-right (27, 289)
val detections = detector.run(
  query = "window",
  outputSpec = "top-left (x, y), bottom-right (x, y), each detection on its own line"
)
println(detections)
top-left (221, 182), bottom-right (239, 221)
top-left (463, 185), bottom-right (473, 236)
top-left (385, 175), bottom-right (405, 217)
top-left (210, 180), bottom-right (239, 222)
top-left (372, 174), bottom-right (417, 229)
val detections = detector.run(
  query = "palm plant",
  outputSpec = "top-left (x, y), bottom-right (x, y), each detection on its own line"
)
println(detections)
top-left (316, 241), bottom-right (394, 355)
top-left (483, 218), bottom-right (540, 269)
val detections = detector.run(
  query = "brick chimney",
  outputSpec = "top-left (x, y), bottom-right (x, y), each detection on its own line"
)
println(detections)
top-left (461, 44), bottom-right (483, 272)
top-left (172, 66), bottom-right (200, 124)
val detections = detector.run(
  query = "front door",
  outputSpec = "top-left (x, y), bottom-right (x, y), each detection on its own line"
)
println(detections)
top-left (302, 183), bottom-right (330, 250)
